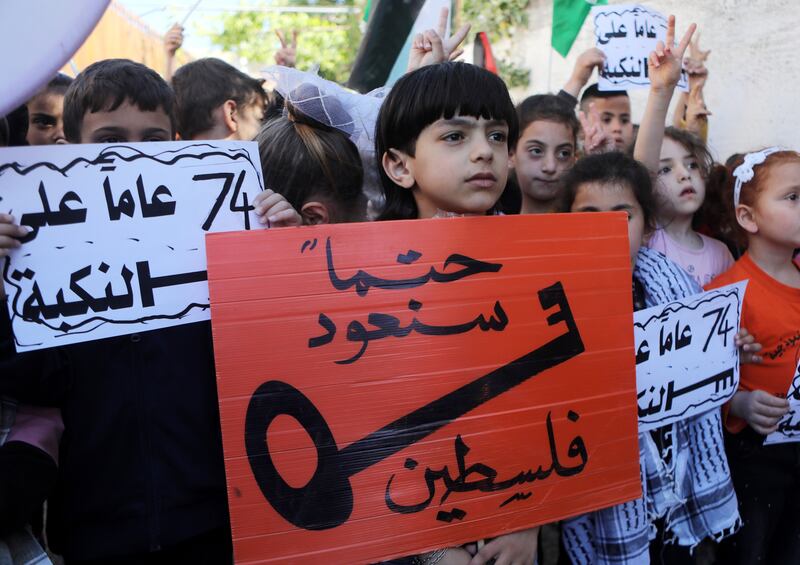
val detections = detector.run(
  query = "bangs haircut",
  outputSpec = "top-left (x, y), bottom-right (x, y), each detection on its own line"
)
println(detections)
top-left (376, 62), bottom-right (516, 220)
top-left (559, 151), bottom-right (657, 232)
top-left (63, 59), bottom-right (175, 143)
top-left (377, 62), bottom-right (517, 157)
top-left (514, 94), bottom-right (579, 149)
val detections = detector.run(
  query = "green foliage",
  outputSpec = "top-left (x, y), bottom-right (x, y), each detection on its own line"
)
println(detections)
top-left (202, 1), bottom-right (363, 84)
top-left (462, 0), bottom-right (531, 88)
top-left (462, 0), bottom-right (529, 39)
top-left (497, 58), bottom-right (530, 89)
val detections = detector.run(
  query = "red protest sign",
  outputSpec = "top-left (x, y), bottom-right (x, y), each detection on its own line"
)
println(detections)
top-left (206, 213), bottom-right (641, 564)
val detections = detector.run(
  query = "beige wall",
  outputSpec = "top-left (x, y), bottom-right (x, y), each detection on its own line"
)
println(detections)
top-left (513, 0), bottom-right (798, 161)
top-left (60, 2), bottom-right (192, 80)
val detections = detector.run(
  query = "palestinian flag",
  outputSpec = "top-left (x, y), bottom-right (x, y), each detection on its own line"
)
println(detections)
top-left (348, 0), bottom-right (452, 92)
top-left (552, 0), bottom-right (607, 57)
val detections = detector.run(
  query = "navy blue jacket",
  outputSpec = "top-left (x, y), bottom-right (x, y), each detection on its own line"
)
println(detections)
top-left (0, 305), bottom-right (229, 560)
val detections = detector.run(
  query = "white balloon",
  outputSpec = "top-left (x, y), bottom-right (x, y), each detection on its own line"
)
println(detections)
top-left (0, 0), bottom-right (110, 117)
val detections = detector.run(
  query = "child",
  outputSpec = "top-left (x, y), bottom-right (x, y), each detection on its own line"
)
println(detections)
top-left (559, 150), bottom-right (745, 565)
top-left (171, 58), bottom-right (266, 141)
top-left (255, 83), bottom-right (366, 224)
top-left (25, 73), bottom-right (72, 145)
top-left (579, 84), bottom-right (634, 153)
top-left (560, 18), bottom-right (747, 563)
top-left (376, 60), bottom-right (538, 565)
top-left (708, 148), bottom-right (800, 564)
top-left (634, 32), bottom-right (733, 287)
top-left (644, 127), bottom-right (734, 286)
top-left (510, 94), bottom-right (579, 214)
top-left (0, 58), bottom-right (297, 564)
top-left (377, 61), bottom-right (517, 221)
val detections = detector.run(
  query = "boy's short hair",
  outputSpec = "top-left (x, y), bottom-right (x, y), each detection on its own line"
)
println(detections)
top-left (47, 73), bottom-right (74, 94)
top-left (559, 151), bottom-right (657, 232)
top-left (171, 58), bottom-right (265, 140)
top-left (514, 94), bottom-right (579, 149)
top-left (579, 83), bottom-right (629, 110)
top-left (63, 59), bottom-right (176, 143)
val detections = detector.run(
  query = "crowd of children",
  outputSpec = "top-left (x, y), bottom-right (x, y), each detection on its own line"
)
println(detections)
top-left (0, 8), bottom-right (797, 565)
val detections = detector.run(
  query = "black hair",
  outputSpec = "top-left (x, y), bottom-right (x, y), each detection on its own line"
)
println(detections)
top-left (579, 83), bottom-right (629, 111)
top-left (171, 58), bottom-right (265, 140)
top-left (46, 73), bottom-right (73, 94)
top-left (514, 94), bottom-right (579, 149)
top-left (558, 151), bottom-right (657, 232)
top-left (63, 59), bottom-right (175, 143)
top-left (255, 87), bottom-right (365, 223)
top-left (0, 117), bottom-right (9, 147)
top-left (5, 105), bottom-right (29, 146)
top-left (376, 62), bottom-right (517, 221)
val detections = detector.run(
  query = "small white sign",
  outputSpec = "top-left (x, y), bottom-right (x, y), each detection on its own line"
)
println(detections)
top-left (635, 282), bottom-right (746, 431)
top-left (0, 141), bottom-right (265, 350)
top-left (591, 4), bottom-right (688, 92)
top-left (764, 358), bottom-right (800, 445)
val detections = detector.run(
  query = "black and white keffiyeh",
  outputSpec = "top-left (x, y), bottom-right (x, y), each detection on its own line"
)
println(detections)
top-left (563, 247), bottom-right (741, 564)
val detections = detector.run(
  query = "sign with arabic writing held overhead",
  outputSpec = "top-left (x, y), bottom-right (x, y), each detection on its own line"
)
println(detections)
top-left (635, 282), bottom-right (746, 432)
top-left (765, 357), bottom-right (800, 445)
top-left (592, 4), bottom-right (688, 92)
top-left (206, 213), bottom-right (642, 564)
top-left (0, 141), bottom-right (264, 350)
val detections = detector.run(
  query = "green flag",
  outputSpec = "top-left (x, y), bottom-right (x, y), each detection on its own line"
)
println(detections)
top-left (551, 0), bottom-right (607, 57)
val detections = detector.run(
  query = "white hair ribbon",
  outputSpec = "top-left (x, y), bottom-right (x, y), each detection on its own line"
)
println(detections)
top-left (732, 146), bottom-right (784, 207)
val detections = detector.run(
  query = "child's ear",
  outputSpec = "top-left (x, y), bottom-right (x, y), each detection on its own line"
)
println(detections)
top-left (300, 201), bottom-right (330, 225)
top-left (735, 204), bottom-right (758, 234)
top-left (382, 149), bottom-right (415, 189)
top-left (508, 149), bottom-right (517, 168)
top-left (221, 99), bottom-right (239, 134)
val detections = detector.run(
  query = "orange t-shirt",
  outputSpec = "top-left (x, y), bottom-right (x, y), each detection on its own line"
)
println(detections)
top-left (706, 253), bottom-right (800, 433)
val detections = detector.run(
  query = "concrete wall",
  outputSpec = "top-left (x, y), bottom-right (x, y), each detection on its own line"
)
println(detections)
top-left (511, 0), bottom-right (799, 161)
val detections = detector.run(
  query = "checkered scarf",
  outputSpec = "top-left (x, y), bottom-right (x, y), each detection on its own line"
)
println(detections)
top-left (562, 247), bottom-right (741, 564)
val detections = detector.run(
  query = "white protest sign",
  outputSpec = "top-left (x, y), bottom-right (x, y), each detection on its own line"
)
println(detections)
top-left (0, 0), bottom-right (109, 116)
top-left (764, 359), bottom-right (800, 445)
top-left (635, 282), bottom-right (746, 431)
top-left (0, 141), bottom-right (264, 351)
top-left (591, 4), bottom-right (688, 92)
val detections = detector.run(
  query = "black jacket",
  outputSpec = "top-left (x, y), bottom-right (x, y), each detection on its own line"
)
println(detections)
top-left (0, 305), bottom-right (229, 560)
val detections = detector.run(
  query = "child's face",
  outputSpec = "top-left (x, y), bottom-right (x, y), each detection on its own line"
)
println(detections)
top-left (571, 180), bottom-right (645, 267)
top-left (80, 100), bottom-right (172, 143)
top-left (26, 91), bottom-right (66, 145)
top-left (398, 115), bottom-right (510, 218)
top-left (655, 137), bottom-right (705, 219)
top-left (591, 96), bottom-right (633, 152)
top-left (511, 119), bottom-right (576, 207)
top-left (745, 161), bottom-right (800, 249)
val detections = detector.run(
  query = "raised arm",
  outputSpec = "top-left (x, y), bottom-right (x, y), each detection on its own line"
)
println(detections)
top-left (633, 16), bottom-right (696, 172)
top-left (562, 48), bottom-right (606, 99)
top-left (406, 7), bottom-right (470, 73)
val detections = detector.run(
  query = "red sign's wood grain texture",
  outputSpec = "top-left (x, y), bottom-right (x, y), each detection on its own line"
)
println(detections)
top-left (206, 213), bottom-right (641, 564)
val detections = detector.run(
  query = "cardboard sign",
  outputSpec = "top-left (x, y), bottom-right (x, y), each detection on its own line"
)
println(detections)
top-left (634, 283), bottom-right (746, 431)
top-left (592, 4), bottom-right (688, 92)
top-left (765, 357), bottom-right (800, 445)
top-left (0, 141), bottom-right (264, 350)
top-left (206, 213), bottom-right (642, 564)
